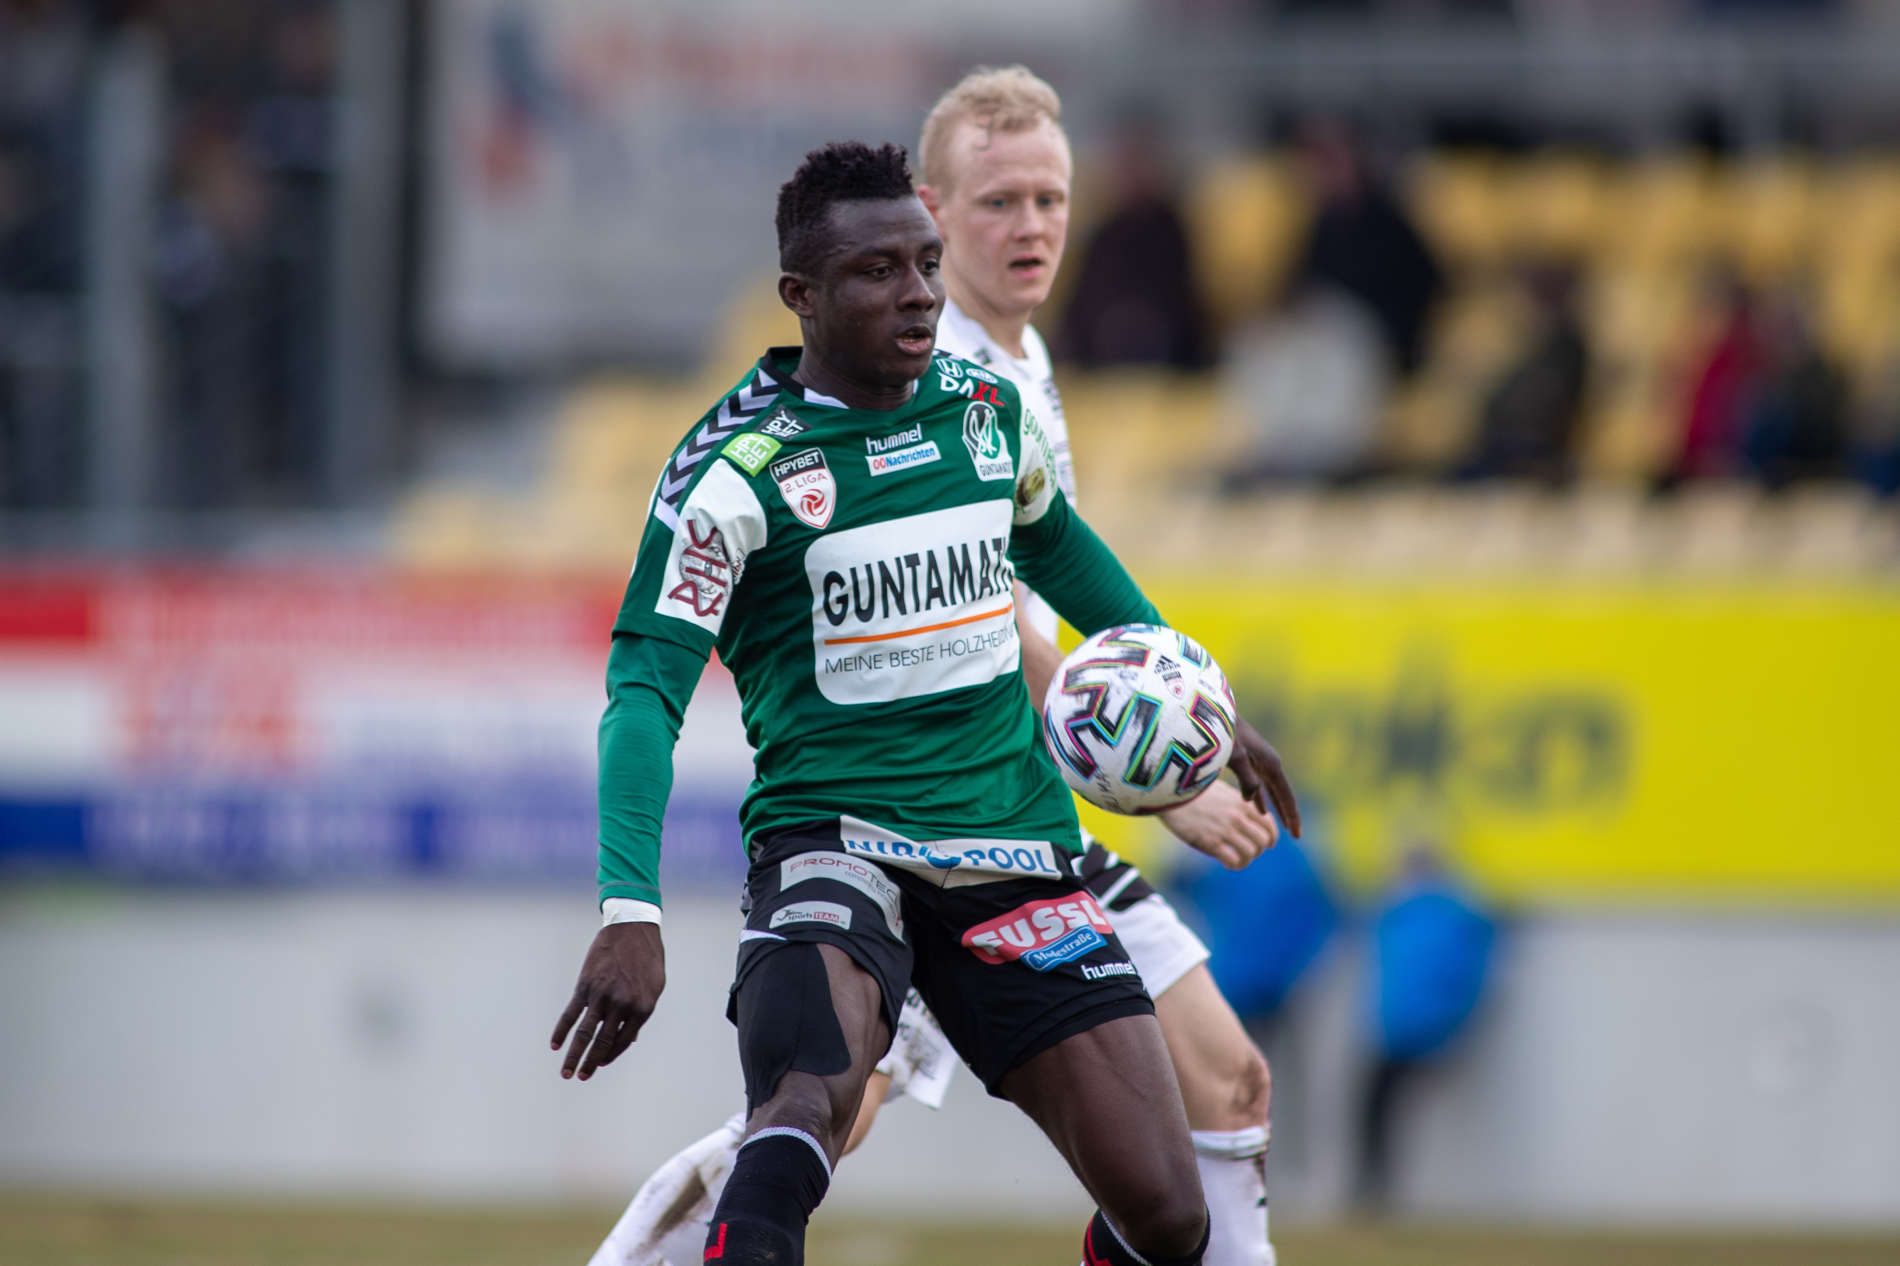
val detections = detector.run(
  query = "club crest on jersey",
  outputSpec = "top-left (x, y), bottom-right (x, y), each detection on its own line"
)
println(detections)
top-left (962, 402), bottom-right (1014, 481)
top-left (771, 447), bottom-right (835, 529)
top-left (758, 406), bottom-right (808, 440)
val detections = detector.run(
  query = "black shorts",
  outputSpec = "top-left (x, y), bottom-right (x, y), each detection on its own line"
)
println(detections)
top-left (729, 821), bottom-right (1154, 1096)
top-left (1076, 836), bottom-right (1159, 912)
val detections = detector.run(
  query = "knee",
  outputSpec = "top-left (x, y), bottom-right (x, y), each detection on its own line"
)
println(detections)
top-left (1117, 1181), bottom-right (1210, 1260)
top-left (1230, 1047), bottom-right (1271, 1127)
top-left (747, 1078), bottom-right (849, 1158)
top-left (1194, 1043), bottom-right (1271, 1133)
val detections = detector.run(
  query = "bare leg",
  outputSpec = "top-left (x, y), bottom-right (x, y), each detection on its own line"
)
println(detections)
top-left (737, 943), bottom-right (889, 1156)
top-left (589, 1062), bottom-right (893, 1266)
top-left (1002, 1012), bottom-right (1207, 1260)
top-left (1155, 965), bottom-right (1275, 1265)
top-left (842, 1070), bottom-right (892, 1156)
top-left (1155, 965), bottom-right (1271, 1131)
top-left (707, 944), bottom-right (891, 1265)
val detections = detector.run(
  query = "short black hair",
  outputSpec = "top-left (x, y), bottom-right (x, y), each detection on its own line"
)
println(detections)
top-left (775, 141), bottom-right (916, 274)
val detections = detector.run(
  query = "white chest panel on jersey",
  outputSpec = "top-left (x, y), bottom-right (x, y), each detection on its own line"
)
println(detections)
top-left (933, 301), bottom-right (1076, 644)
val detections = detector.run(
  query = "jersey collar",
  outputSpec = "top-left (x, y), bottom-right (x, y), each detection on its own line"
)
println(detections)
top-left (758, 346), bottom-right (916, 409)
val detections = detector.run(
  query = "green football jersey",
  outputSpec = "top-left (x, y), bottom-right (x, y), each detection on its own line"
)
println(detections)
top-left (595, 346), bottom-right (1160, 905)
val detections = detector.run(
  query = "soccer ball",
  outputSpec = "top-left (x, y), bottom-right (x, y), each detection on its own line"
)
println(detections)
top-left (1041, 624), bottom-right (1239, 815)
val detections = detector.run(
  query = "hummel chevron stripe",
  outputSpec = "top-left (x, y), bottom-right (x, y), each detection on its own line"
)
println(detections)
top-left (652, 374), bottom-right (775, 530)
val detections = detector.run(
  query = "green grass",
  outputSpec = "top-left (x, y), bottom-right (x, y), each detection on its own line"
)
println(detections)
top-left (2, 1195), bottom-right (1897, 1266)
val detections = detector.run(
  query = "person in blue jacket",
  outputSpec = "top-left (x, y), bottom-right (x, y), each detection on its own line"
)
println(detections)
top-left (1355, 842), bottom-right (1498, 1212)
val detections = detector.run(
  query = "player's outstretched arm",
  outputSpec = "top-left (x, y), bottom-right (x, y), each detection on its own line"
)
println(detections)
top-left (556, 630), bottom-right (711, 1082)
top-left (1229, 715), bottom-right (1300, 838)
top-left (1159, 778), bottom-right (1280, 868)
top-left (553, 921), bottom-right (666, 1080)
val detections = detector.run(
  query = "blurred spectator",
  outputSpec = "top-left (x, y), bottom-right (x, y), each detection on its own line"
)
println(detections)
top-left (1284, 117), bottom-right (1443, 378)
top-left (155, 121), bottom-right (271, 508)
top-left (1663, 273), bottom-right (1850, 491)
top-left (1053, 114), bottom-right (1212, 370)
top-left (1660, 265), bottom-right (1765, 488)
top-left (1176, 819), bottom-right (1340, 1040)
top-left (1354, 843), bottom-right (1498, 1214)
top-left (145, 0), bottom-right (336, 508)
top-left (1217, 283), bottom-right (1392, 489)
top-left (247, 0), bottom-right (336, 502)
top-left (1738, 291), bottom-right (1848, 489)
top-left (1, 0), bottom-right (91, 510)
top-left (1454, 260), bottom-right (1591, 485)
top-left (0, 132), bottom-right (77, 291)
top-left (1854, 316), bottom-right (1900, 498)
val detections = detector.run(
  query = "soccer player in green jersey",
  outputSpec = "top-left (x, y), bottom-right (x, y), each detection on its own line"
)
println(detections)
top-left (589, 67), bottom-right (1288, 1266)
top-left (551, 140), bottom-right (1298, 1266)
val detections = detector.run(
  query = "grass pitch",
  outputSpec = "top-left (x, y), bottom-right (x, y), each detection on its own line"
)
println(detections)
top-left (2, 1194), bottom-right (1898, 1265)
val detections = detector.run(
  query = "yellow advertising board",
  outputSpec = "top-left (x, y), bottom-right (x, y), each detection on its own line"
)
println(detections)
top-left (1072, 581), bottom-right (1900, 908)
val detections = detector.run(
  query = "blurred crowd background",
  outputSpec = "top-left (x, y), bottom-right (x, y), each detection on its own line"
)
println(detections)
top-left (2, 0), bottom-right (1897, 1240)
top-left (7, 0), bottom-right (1900, 545)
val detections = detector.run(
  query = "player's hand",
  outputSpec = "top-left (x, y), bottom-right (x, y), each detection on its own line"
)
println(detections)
top-left (551, 922), bottom-right (666, 1081)
top-left (1160, 777), bottom-right (1279, 869)
top-left (1227, 715), bottom-right (1301, 839)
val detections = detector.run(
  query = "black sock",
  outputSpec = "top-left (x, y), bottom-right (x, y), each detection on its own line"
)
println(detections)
top-left (1082, 1207), bottom-right (1211, 1266)
top-left (703, 1129), bottom-right (832, 1265)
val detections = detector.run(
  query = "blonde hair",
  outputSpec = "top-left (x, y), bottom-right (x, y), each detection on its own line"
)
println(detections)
top-left (918, 65), bottom-right (1064, 193)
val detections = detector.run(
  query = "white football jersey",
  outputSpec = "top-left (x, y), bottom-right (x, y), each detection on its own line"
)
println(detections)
top-left (933, 299), bottom-right (1076, 643)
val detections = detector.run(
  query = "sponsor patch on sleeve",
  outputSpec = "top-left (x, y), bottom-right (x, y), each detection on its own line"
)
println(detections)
top-left (758, 406), bottom-right (809, 440)
top-left (1012, 406), bottom-right (1060, 524)
top-left (653, 460), bottom-right (768, 634)
top-left (770, 448), bottom-right (836, 530)
top-left (723, 431), bottom-right (782, 475)
top-left (666, 521), bottom-right (732, 618)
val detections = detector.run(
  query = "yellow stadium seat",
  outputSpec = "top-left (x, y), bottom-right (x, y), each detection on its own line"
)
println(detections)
top-left (1510, 152), bottom-right (1612, 261)
top-left (1186, 153), bottom-right (1309, 328)
top-left (1579, 372), bottom-right (1676, 483)
top-left (1724, 157), bottom-right (1820, 284)
top-left (708, 274), bottom-right (802, 386)
top-left (1409, 152), bottom-right (1513, 266)
top-left (1610, 155), bottom-right (1723, 273)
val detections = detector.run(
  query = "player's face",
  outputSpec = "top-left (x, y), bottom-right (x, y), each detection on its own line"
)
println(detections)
top-left (926, 118), bottom-right (1072, 320)
top-left (807, 197), bottom-right (945, 387)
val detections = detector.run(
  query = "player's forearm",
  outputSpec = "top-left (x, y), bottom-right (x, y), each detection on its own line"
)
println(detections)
top-left (595, 633), bottom-right (705, 907)
top-left (1011, 502), bottom-right (1161, 637)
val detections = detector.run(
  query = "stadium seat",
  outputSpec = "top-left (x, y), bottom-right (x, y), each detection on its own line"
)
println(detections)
top-left (1187, 154), bottom-right (1309, 327)
top-left (1612, 155), bottom-right (1723, 274)
top-left (1409, 152), bottom-right (1513, 268)
top-left (1510, 152), bottom-right (1612, 262)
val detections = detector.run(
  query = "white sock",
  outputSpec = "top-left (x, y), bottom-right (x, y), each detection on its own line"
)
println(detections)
top-left (589, 1111), bottom-right (746, 1266)
top-left (1192, 1125), bottom-right (1275, 1266)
